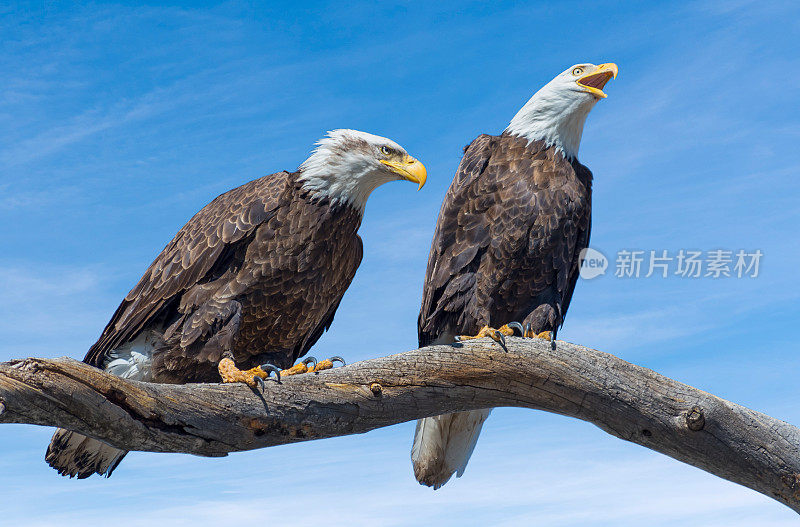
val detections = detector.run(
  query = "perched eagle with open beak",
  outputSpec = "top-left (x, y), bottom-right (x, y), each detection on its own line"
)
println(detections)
top-left (412, 63), bottom-right (617, 488)
top-left (46, 129), bottom-right (426, 478)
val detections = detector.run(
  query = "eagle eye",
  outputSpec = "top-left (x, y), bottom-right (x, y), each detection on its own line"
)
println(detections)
top-left (380, 145), bottom-right (393, 156)
top-left (572, 67), bottom-right (584, 76)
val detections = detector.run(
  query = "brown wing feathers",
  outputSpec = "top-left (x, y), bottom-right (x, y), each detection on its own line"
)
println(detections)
top-left (418, 134), bottom-right (592, 346)
top-left (84, 172), bottom-right (289, 367)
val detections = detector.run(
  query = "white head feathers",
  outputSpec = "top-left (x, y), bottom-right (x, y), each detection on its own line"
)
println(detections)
top-left (506, 62), bottom-right (617, 159)
top-left (297, 129), bottom-right (426, 213)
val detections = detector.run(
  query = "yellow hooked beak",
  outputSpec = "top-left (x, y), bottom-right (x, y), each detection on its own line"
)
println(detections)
top-left (577, 63), bottom-right (619, 99)
top-left (380, 155), bottom-right (427, 190)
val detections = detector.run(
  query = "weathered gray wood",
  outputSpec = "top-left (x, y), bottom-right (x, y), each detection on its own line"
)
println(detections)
top-left (1, 337), bottom-right (799, 512)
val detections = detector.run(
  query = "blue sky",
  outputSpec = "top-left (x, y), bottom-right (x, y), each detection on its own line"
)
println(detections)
top-left (2, 1), bottom-right (800, 525)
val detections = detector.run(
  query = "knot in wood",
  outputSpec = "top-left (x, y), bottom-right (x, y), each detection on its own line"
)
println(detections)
top-left (781, 473), bottom-right (800, 500)
top-left (369, 382), bottom-right (382, 397)
top-left (22, 359), bottom-right (40, 373)
top-left (686, 406), bottom-right (705, 431)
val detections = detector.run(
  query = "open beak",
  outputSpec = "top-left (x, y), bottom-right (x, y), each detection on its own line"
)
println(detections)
top-left (577, 63), bottom-right (618, 99)
top-left (381, 155), bottom-right (427, 190)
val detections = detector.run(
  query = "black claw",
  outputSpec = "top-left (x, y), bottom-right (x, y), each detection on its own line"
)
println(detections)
top-left (301, 356), bottom-right (318, 369)
top-left (330, 356), bottom-right (346, 367)
top-left (453, 335), bottom-right (462, 342)
top-left (550, 331), bottom-right (556, 351)
top-left (254, 376), bottom-right (266, 391)
top-left (507, 322), bottom-right (524, 336)
top-left (524, 323), bottom-right (532, 338)
top-left (493, 330), bottom-right (508, 351)
top-left (259, 363), bottom-right (282, 383)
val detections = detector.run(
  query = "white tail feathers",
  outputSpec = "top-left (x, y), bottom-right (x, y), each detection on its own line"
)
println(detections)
top-left (411, 409), bottom-right (492, 489)
top-left (46, 428), bottom-right (128, 479)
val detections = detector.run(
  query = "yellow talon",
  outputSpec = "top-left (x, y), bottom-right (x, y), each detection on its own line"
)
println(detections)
top-left (218, 357), bottom-right (273, 388)
top-left (526, 330), bottom-right (552, 340)
top-left (457, 324), bottom-right (516, 343)
top-left (280, 361), bottom-right (312, 377)
top-left (312, 358), bottom-right (335, 372)
top-left (309, 356), bottom-right (346, 373)
top-left (281, 356), bottom-right (345, 376)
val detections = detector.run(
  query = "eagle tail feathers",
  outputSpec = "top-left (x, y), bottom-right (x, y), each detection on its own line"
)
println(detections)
top-left (411, 409), bottom-right (492, 489)
top-left (46, 428), bottom-right (127, 479)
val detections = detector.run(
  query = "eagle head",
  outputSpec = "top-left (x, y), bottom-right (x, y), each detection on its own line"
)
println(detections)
top-left (506, 62), bottom-right (618, 159)
top-left (298, 129), bottom-right (427, 212)
top-left (560, 62), bottom-right (619, 100)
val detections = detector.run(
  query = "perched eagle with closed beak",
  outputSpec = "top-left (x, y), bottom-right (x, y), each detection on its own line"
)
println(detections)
top-left (46, 129), bottom-right (426, 478)
top-left (412, 63), bottom-right (617, 488)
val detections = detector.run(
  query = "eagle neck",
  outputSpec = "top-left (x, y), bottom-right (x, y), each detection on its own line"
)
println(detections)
top-left (296, 157), bottom-right (393, 215)
top-left (505, 90), bottom-right (596, 161)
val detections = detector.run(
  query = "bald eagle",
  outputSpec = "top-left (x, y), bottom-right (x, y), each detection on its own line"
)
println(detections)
top-left (46, 129), bottom-right (426, 478)
top-left (412, 63), bottom-right (617, 488)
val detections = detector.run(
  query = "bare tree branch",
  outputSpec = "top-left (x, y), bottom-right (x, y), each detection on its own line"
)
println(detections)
top-left (1, 338), bottom-right (799, 512)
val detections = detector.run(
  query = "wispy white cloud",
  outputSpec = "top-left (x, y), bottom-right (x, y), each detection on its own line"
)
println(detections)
top-left (0, 263), bottom-right (116, 358)
top-left (566, 306), bottom-right (708, 353)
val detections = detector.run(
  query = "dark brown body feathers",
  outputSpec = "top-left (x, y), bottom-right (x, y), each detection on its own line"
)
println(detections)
top-left (418, 133), bottom-right (592, 345)
top-left (86, 170), bottom-right (363, 382)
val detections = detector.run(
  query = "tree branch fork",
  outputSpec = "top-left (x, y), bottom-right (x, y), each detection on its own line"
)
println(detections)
top-left (1, 338), bottom-right (799, 513)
